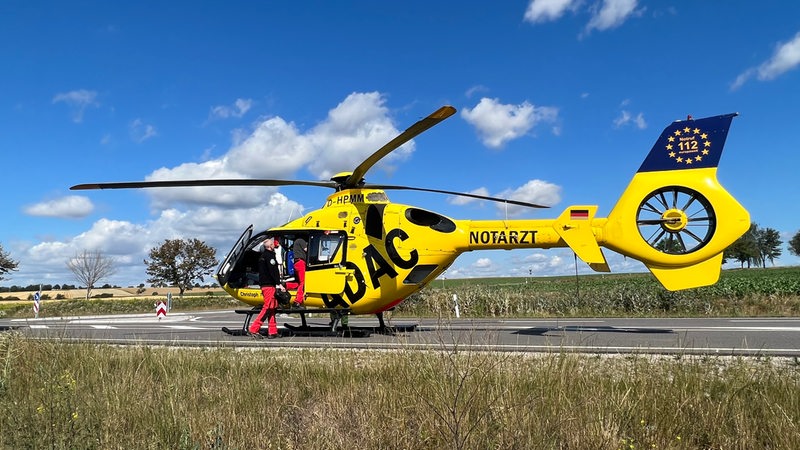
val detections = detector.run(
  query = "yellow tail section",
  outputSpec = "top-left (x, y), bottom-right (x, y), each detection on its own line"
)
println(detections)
top-left (598, 113), bottom-right (749, 290)
top-left (647, 253), bottom-right (724, 291)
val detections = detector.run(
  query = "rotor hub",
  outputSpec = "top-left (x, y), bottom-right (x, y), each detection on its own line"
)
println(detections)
top-left (661, 208), bottom-right (687, 232)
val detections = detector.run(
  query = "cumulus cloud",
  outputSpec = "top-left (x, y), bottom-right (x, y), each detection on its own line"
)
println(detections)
top-left (19, 192), bottom-right (305, 287)
top-left (461, 98), bottom-right (559, 149)
top-left (731, 31), bottom-right (800, 90)
top-left (52, 89), bottom-right (99, 123)
top-left (306, 93), bottom-right (412, 179)
top-left (143, 92), bottom-right (407, 208)
top-left (496, 179), bottom-right (561, 216)
top-left (24, 195), bottom-right (94, 218)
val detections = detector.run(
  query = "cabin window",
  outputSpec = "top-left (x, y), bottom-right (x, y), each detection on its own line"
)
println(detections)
top-left (308, 232), bottom-right (345, 266)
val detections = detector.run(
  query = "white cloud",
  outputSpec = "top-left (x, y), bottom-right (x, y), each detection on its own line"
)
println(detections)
top-left (12, 93), bottom-right (411, 286)
top-left (11, 93), bottom-right (566, 287)
top-left (474, 257), bottom-right (493, 269)
top-left (525, 0), bottom-right (640, 35)
top-left (585, 0), bottom-right (641, 33)
top-left (447, 187), bottom-right (490, 206)
top-left (24, 195), bottom-right (94, 218)
top-left (731, 31), bottom-right (800, 90)
top-left (17, 192), bottom-right (305, 287)
top-left (496, 179), bottom-right (562, 216)
top-left (524, 0), bottom-right (578, 23)
top-left (142, 91), bottom-right (406, 209)
top-left (306, 92), bottom-right (412, 179)
top-left (209, 98), bottom-right (253, 120)
top-left (465, 85), bottom-right (489, 98)
top-left (613, 110), bottom-right (647, 129)
top-left (130, 118), bottom-right (158, 143)
top-left (448, 181), bottom-right (561, 216)
top-left (52, 89), bottom-right (99, 123)
top-left (461, 98), bottom-right (558, 149)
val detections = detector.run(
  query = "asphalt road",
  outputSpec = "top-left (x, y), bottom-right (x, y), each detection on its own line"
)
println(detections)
top-left (2, 310), bottom-right (799, 356)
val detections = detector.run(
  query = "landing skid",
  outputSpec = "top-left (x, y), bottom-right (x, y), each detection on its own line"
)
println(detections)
top-left (283, 322), bottom-right (372, 338)
top-left (222, 306), bottom-right (417, 338)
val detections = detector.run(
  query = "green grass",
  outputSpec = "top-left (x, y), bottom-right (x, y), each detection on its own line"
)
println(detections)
top-left (1, 269), bottom-right (799, 448)
top-left (0, 332), bottom-right (798, 449)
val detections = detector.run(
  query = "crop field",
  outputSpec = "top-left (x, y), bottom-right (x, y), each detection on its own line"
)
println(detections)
top-left (398, 266), bottom-right (800, 318)
top-left (1, 266), bottom-right (798, 320)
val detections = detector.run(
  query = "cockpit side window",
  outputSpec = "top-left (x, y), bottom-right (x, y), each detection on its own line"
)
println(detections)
top-left (308, 232), bottom-right (345, 266)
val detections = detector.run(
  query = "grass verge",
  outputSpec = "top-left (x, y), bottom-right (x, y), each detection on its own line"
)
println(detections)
top-left (1, 332), bottom-right (798, 449)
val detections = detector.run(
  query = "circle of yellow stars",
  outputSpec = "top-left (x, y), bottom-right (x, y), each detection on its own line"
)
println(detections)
top-left (665, 126), bottom-right (711, 165)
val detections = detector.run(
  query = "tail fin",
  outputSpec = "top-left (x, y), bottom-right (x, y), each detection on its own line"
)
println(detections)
top-left (602, 113), bottom-right (750, 290)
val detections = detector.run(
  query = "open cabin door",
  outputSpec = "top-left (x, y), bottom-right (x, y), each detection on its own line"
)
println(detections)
top-left (216, 225), bottom-right (253, 286)
top-left (304, 230), bottom-right (352, 296)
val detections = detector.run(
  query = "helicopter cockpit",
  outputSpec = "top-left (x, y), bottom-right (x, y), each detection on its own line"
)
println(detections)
top-left (220, 227), bottom-right (347, 290)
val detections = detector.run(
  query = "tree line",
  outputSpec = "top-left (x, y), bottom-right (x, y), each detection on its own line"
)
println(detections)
top-left (723, 223), bottom-right (796, 268)
top-left (0, 239), bottom-right (218, 299)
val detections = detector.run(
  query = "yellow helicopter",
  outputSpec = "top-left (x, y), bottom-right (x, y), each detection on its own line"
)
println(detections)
top-left (71, 106), bottom-right (749, 336)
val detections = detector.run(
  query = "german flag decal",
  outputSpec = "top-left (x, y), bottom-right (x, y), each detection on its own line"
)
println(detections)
top-left (570, 209), bottom-right (589, 220)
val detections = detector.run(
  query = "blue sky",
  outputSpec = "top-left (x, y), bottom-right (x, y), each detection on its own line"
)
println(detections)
top-left (1, 1), bottom-right (799, 288)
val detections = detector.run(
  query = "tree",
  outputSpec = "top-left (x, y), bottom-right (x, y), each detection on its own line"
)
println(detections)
top-left (66, 250), bottom-right (117, 300)
top-left (0, 243), bottom-right (19, 281)
top-left (144, 238), bottom-right (218, 297)
top-left (724, 224), bottom-right (759, 268)
top-left (755, 227), bottom-right (782, 268)
top-left (789, 230), bottom-right (800, 257)
top-left (723, 223), bottom-right (783, 269)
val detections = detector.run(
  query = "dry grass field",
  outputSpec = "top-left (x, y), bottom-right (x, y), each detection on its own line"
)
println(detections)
top-left (5, 286), bottom-right (225, 300)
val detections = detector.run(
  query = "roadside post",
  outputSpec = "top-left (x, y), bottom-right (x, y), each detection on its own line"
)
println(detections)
top-left (156, 300), bottom-right (167, 319)
top-left (33, 289), bottom-right (41, 318)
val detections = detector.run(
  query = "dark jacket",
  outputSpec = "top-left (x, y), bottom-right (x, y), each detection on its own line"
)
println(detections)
top-left (258, 249), bottom-right (282, 287)
top-left (293, 237), bottom-right (307, 262)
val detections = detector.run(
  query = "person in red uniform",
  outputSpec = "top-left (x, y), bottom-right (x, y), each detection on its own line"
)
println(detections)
top-left (248, 237), bottom-right (286, 339)
top-left (292, 236), bottom-right (307, 307)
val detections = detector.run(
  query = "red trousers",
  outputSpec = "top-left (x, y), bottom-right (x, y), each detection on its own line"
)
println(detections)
top-left (249, 286), bottom-right (278, 336)
top-left (293, 259), bottom-right (306, 304)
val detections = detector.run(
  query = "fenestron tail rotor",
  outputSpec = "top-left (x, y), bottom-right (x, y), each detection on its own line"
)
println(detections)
top-left (635, 186), bottom-right (716, 254)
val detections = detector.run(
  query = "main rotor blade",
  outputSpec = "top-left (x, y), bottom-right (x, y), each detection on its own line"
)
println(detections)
top-left (345, 105), bottom-right (456, 188)
top-left (366, 184), bottom-right (550, 209)
top-left (70, 179), bottom-right (337, 190)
